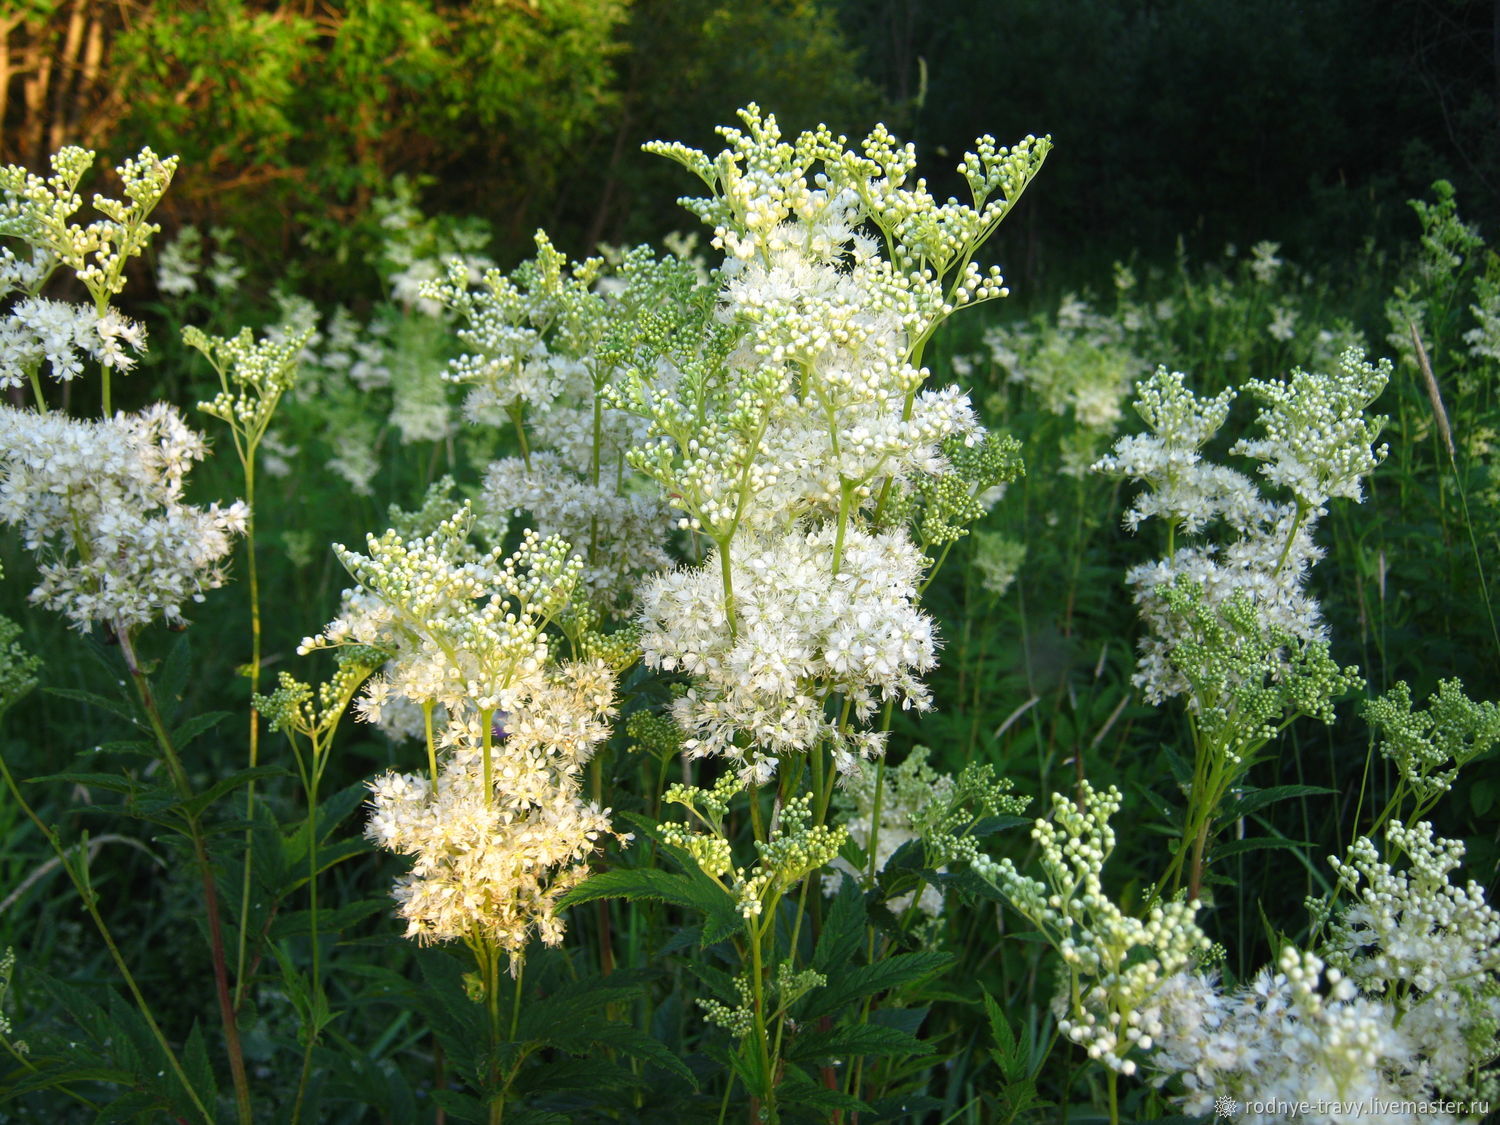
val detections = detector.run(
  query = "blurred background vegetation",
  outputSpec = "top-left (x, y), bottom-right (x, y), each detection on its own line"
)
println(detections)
top-left (6, 0), bottom-right (1500, 294)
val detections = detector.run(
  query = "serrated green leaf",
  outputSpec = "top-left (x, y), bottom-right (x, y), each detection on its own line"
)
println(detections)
top-left (787, 1021), bottom-right (923, 1064)
top-left (430, 1088), bottom-right (487, 1122)
top-left (316, 779), bottom-right (372, 842)
top-left (181, 1022), bottom-right (219, 1116)
top-left (170, 710), bottom-right (230, 749)
top-left (813, 875), bottom-right (866, 972)
top-left (514, 972), bottom-right (654, 1044)
top-left (583, 1019), bottom-right (698, 1086)
top-left (983, 987), bottom-right (1027, 1082)
top-left (800, 952), bottom-right (950, 1021)
top-left (172, 765), bottom-right (287, 820)
top-left (556, 865), bottom-right (741, 945)
top-left (1209, 834), bottom-right (1316, 861)
top-left (44, 686), bottom-right (138, 725)
top-left (778, 1069), bottom-right (868, 1112)
top-left (26, 771), bottom-right (142, 795)
top-left (1218, 784), bottom-right (1336, 822)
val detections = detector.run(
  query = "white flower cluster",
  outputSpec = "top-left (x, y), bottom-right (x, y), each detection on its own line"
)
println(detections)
top-left (638, 523), bottom-right (936, 782)
top-left (371, 175), bottom-right (494, 317)
top-left (306, 505), bottom-right (622, 951)
top-left (1146, 951), bottom-right (1431, 1123)
top-left (306, 506), bottom-right (580, 714)
top-left (994, 782), bottom-right (1210, 1078)
top-left (364, 657), bottom-right (619, 951)
top-left (1096, 356), bottom-right (1386, 705)
top-left (1134, 823), bottom-right (1499, 1121)
top-left (1248, 240), bottom-right (1284, 284)
top-left (421, 236), bottom-right (685, 618)
top-left (1230, 349), bottom-right (1390, 512)
top-left (0, 404), bottom-right (247, 630)
top-left (626, 108), bottom-right (1040, 539)
top-left (482, 453), bottom-right (672, 613)
top-left (154, 225), bottom-right (245, 297)
top-left (1326, 823), bottom-right (1500, 1089)
top-left (983, 293), bottom-right (1147, 443)
top-left (0, 297), bottom-right (146, 388)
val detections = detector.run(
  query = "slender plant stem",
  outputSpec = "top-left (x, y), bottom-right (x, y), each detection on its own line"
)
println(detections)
top-left (0, 751), bottom-right (213, 1125)
top-left (234, 463), bottom-right (261, 1010)
top-left (116, 625), bottom-right (253, 1125)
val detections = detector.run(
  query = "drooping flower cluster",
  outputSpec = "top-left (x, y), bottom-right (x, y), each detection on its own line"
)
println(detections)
top-left (992, 781), bottom-right (1211, 1078)
top-left (638, 523), bottom-right (936, 781)
top-left (0, 404), bottom-right (247, 630)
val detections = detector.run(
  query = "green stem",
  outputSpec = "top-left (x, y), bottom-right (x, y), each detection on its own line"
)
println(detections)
top-left (0, 752), bottom-right (213, 1125)
top-left (116, 625), bottom-right (253, 1125)
top-left (717, 536), bottom-right (738, 638)
top-left (748, 917), bottom-right (776, 1122)
top-left (509, 404), bottom-right (531, 472)
top-left (423, 702), bottom-right (439, 788)
top-left (27, 363), bottom-right (47, 414)
top-left (482, 708), bottom-right (496, 809)
top-left (234, 464), bottom-right (260, 1010)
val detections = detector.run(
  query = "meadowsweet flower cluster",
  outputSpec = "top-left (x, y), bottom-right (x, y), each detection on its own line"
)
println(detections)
top-left (423, 235), bottom-right (691, 612)
top-left (825, 747), bottom-right (1027, 918)
top-left (1363, 679), bottom-right (1500, 811)
top-left (154, 225), bottom-right (245, 296)
top-left (0, 145), bottom-right (177, 306)
top-left (994, 782), bottom-right (1210, 1077)
top-left (1145, 950), bottom-right (1428, 1123)
top-left (614, 108), bottom-right (1044, 785)
top-left (481, 452), bottom-right (672, 614)
top-left (0, 404), bottom-right (247, 630)
top-left (0, 298), bottom-right (147, 388)
top-left (362, 657), bottom-right (620, 951)
top-left (639, 523), bottom-right (935, 781)
top-left (663, 784), bottom-right (846, 921)
top-left (1096, 355), bottom-right (1384, 709)
top-left (304, 504), bottom-right (623, 951)
top-left (983, 293), bottom-right (1147, 451)
top-left (306, 505), bottom-right (579, 715)
top-left (1324, 823), bottom-right (1500, 1099)
top-left (619, 108), bottom-right (1032, 538)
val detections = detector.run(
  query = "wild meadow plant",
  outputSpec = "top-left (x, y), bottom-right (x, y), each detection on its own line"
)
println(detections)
top-left (0, 113), bottom-right (1496, 1125)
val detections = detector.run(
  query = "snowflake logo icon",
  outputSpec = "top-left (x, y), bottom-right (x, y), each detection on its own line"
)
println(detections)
top-left (1213, 1094), bottom-right (1239, 1119)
